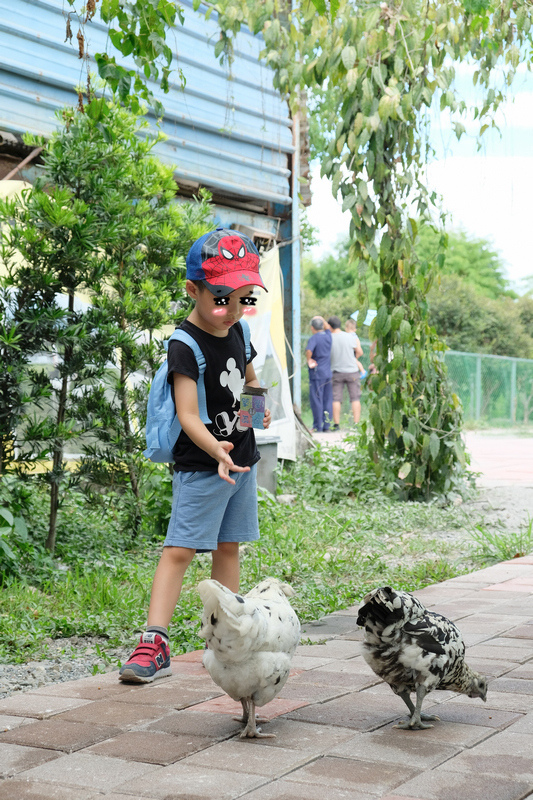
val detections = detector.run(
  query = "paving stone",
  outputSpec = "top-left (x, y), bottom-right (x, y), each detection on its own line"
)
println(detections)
top-left (501, 624), bottom-right (533, 639)
top-left (171, 650), bottom-right (204, 663)
top-left (316, 656), bottom-right (379, 679)
top-left (465, 643), bottom-right (533, 663)
top-left (192, 694), bottom-right (308, 721)
top-left (240, 778), bottom-right (371, 800)
top-left (290, 655), bottom-right (336, 671)
top-left (449, 690), bottom-right (533, 714)
top-left (488, 602), bottom-right (533, 617)
top-left (117, 762), bottom-right (265, 799)
top-left (505, 714), bottom-right (533, 734)
top-left (278, 683), bottom-right (351, 703)
top-left (391, 769), bottom-right (530, 800)
top-left (422, 701), bottom-right (523, 729)
top-left (86, 730), bottom-right (211, 765)
top-left (467, 657), bottom-right (518, 678)
top-left (0, 715), bottom-right (36, 732)
top-left (283, 754), bottom-right (418, 795)
top-left (145, 709), bottom-right (242, 739)
top-left (438, 730), bottom-right (533, 780)
top-left (485, 579), bottom-right (533, 593)
top-left (454, 614), bottom-right (519, 634)
top-left (301, 615), bottom-right (360, 637)
top-left (489, 677), bottom-right (533, 695)
top-left (287, 690), bottom-right (404, 731)
top-left (423, 599), bottom-right (501, 621)
top-left (27, 675), bottom-right (138, 701)
top-left (506, 664), bottom-right (533, 680)
top-left (112, 684), bottom-right (223, 708)
top-left (17, 751), bottom-right (160, 791)
top-left (53, 699), bottom-right (170, 728)
top-left (289, 668), bottom-right (381, 691)
top-left (412, 586), bottom-right (476, 602)
top-left (378, 720), bottom-right (495, 747)
top-left (0, 718), bottom-right (121, 753)
top-left (337, 630), bottom-right (365, 641)
top-left (181, 738), bottom-right (315, 778)
top-left (0, 695), bottom-right (90, 720)
top-left (0, 743), bottom-right (61, 778)
top-left (328, 727), bottom-right (461, 768)
top-left (295, 640), bottom-right (363, 659)
top-left (239, 719), bottom-right (359, 753)
top-left (0, 779), bottom-right (96, 800)
top-left (462, 564), bottom-right (533, 583)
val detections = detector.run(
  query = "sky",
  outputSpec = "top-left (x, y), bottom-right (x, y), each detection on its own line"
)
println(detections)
top-left (306, 64), bottom-right (533, 294)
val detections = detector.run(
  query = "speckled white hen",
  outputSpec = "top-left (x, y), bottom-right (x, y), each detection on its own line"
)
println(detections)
top-left (198, 578), bottom-right (300, 738)
top-left (357, 586), bottom-right (488, 730)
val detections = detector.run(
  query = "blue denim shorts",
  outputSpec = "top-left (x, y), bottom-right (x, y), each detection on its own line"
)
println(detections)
top-left (163, 463), bottom-right (259, 551)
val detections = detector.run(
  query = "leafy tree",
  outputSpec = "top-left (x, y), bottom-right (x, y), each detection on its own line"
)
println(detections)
top-left (0, 174), bottom-right (118, 550)
top-left (416, 226), bottom-right (513, 300)
top-left (305, 239), bottom-right (357, 298)
top-left (428, 275), bottom-right (533, 358)
top-left (0, 99), bottom-right (213, 551)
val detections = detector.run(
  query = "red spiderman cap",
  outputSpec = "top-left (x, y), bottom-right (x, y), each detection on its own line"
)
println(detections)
top-left (186, 228), bottom-right (267, 297)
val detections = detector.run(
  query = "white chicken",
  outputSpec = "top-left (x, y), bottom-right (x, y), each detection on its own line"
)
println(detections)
top-left (357, 586), bottom-right (488, 730)
top-left (198, 577), bottom-right (301, 738)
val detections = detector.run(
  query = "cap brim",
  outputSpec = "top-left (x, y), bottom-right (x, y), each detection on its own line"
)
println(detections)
top-left (202, 272), bottom-right (267, 297)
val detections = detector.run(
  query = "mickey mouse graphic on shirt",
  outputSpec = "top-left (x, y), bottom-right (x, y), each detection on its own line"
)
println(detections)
top-left (214, 357), bottom-right (247, 437)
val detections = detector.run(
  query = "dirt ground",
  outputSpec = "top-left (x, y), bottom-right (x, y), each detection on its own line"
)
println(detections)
top-left (463, 484), bottom-right (533, 533)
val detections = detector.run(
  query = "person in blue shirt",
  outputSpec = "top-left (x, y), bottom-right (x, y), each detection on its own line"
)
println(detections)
top-left (305, 316), bottom-right (333, 432)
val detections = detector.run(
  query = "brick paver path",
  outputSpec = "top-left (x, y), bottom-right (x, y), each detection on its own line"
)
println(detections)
top-left (1, 558), bottom-right (533, 799)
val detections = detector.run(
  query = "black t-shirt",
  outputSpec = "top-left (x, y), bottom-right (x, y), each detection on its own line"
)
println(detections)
top-left (167, 320), bottom-right (260, 471)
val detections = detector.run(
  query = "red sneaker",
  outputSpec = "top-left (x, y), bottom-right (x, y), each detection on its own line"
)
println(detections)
top-left (119, 632), bottom-right (171, 683)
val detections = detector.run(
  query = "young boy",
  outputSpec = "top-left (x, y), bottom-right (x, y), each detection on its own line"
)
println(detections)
top-left (119, 228), bottom-right (271, 683)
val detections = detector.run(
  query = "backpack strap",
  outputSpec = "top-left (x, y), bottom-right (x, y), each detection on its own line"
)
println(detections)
top-left (166, 329), bottom-right (211, 425)
top-left (238, 318), bottom-right (252, 362)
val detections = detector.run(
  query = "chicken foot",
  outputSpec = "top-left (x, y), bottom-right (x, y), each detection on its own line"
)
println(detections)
top-left (394, 687), bottom-right (440, 730)
top-left (234, 698), bottom-right (276, 739)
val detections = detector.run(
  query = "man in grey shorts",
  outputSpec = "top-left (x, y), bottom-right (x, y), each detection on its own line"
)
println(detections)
top-left (328, 315), bottom-right (364, 427)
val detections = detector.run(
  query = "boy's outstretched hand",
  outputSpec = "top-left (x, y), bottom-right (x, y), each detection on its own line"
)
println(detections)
top-left (263, 408), bottom-right (272, 429)
top-left (215, 441), bottom-right (250, 485)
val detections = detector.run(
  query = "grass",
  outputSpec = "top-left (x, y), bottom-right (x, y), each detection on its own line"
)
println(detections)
top-left (0, 437), bottom-right (530, 666)
top-left (470, 517), bottom-right (533, 565)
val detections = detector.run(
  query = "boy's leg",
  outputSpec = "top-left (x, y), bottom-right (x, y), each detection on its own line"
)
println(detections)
top-left (148, 546), bottom-right (196, 627)
top-left (211, 541), bottom-right (240, 592)
top-left (119, 545), bottom-right (195, 683)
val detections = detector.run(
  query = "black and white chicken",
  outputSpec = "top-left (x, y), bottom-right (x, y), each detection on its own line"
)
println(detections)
top-left (357, 586), bottom-right (487, 730)
top-left (198, 577), bottom-right (301, 738)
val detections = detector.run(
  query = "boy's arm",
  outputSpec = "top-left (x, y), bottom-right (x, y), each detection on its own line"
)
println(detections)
top-left (173, 372), bottom-right (250, 485)
top-left (245, 363), bottom-right (271, 430)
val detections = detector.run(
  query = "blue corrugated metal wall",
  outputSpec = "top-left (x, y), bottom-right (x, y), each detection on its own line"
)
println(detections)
top-left (0, 0), bottom-right (293, 206)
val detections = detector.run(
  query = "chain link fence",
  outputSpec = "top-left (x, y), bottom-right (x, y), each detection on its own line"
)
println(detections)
top-left (444, 350), bottom-right (533, 425)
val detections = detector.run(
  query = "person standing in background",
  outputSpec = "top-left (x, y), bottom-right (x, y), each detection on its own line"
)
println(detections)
top-left (305, 316), bottom-right (333, 433)
top-left (328, 315), bottom-right (363, 428)
top-left (345, 318), bottom-right (367, 377)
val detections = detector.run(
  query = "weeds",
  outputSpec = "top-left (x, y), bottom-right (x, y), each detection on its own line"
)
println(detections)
top-left (470, 518), bottom-right (533, 565)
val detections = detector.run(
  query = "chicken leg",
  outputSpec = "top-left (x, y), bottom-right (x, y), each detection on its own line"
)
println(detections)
top-left (234, 697), bottom-right (275, 739)
top-left (394, 686), bottom-right (440, 730)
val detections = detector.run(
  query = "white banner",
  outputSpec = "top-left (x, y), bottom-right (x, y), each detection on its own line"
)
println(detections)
top-left (246, 246), bottom-right (296, 460)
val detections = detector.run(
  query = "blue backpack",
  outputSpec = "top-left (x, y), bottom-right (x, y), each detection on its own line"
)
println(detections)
top-left (143, 319), bottom-right (251, 463)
